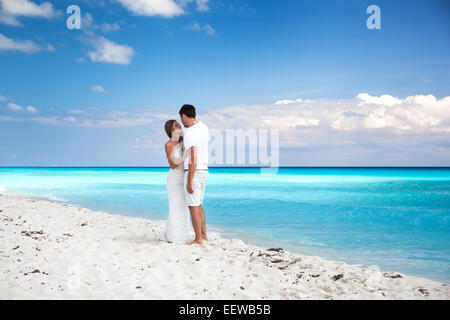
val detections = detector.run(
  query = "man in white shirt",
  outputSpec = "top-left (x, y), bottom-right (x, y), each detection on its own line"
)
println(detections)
top-left (179, 104), bottom-right (209, 245)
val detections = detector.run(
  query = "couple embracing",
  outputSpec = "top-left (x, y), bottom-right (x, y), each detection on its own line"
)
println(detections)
top-left (160, 104), bottom-right (210, 245)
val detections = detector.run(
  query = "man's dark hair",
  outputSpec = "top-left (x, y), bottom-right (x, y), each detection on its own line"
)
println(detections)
top-left (179, 104), bottom-right (196, 118)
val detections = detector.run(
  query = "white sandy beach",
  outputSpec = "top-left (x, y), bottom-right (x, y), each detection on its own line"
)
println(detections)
top-left (0, 190), bottom-right (448, 300)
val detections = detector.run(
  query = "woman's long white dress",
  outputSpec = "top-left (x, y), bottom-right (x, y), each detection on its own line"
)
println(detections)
top-left (160, 143), bottom-right (191, 243)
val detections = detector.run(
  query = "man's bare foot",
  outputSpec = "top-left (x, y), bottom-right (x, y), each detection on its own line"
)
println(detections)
top-left (202, 237), bottom-right (208, 241)
top-left (187, 239), bottom-right (202, 245)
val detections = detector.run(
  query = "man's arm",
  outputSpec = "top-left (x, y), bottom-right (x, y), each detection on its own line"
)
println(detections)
top-left (186, 146), bottom-right (197, 194)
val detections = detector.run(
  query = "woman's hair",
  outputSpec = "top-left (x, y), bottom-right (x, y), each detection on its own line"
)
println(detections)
top-left (164, 120), bottom-right (176, 138)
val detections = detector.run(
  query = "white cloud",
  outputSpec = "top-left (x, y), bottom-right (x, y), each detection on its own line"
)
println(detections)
top-left (132, 134), bottom-right (160, 151)
top-left (25, 105), bottom-right (36, 113)
top-left (0, 94), bottom-right (6, 101)
top-left (275, 98), bottom-right (303, 105)
top-left (87, 35), bottom-right (135, 65)
top-left (203, 24), bottom-right (215, 36)
top-left (67, 109), bottom-right (86, 114)
top-left (82, 12), bottom-right (94, 29)
top-left (116, 0), bottom-right (210, 17)
top-left (354, 93), bottom-right (449, 132)
top-left (177, 0), bottom-right (210, 12)
top-left (63, 116), bottom-right (78, 123)
top-left (99, 22), bottom-right (121, 33)
top-left (74, 13), bottom-right (133, 65)
top-left (90, 85), bottom-right (108, 93)
top-left (1, 94), bottom-right (449, 157)
top-left (186, 22), bottom-right (215, 35)
top-left (0, 11), bottom-right (21, 26)
top-left (198, 94), bottom-right (450, 149)
top-left (187, 21), bottom-right (201, 31)
top-left (0, 0), bottom-right (59, 26)
top-left (3, 93), bottom-right (448, 134)
top-left (195, 0), bottom-right (210, 11)
top-left (45, 44), bottom-right (54, 52)
top-left (0, 107), bottom-right (155, 127)
top-left (74, 113), bottom-right (155, 128)
top-left (0, 32), bottom-right (53, 53)
top-left (357, 93), bottom-right (402, 107)
top-left (82, 13), bottom-right (121, 33)
top-left (1, 0), bottom-right (56, 17)
top-left (7, 103), bottom-right (23, 112)
top-left (6, 103), bottom-right (37, 113)
top-left (116, 0), bottom-right (184, 18)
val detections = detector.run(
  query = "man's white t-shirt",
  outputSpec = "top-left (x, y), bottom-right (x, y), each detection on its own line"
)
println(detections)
top-left (183, 121), bottom-right (209, 170)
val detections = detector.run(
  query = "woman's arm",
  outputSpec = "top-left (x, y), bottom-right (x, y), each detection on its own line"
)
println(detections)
top-left (165, 143), bottom-right (179, 169)
top-left (171, 148), bottom-right (189, 165)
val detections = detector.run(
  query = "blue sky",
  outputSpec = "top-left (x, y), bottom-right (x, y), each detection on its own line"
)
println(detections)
top-left (0, 0), bottom-right (449, 166)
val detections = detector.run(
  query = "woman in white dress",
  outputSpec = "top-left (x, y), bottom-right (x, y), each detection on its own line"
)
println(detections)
top-left (160, 120), bottom-right (190, 244)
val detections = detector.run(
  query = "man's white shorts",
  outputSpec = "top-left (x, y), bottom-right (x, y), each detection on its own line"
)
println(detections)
top-left (184, 170), bottom-right (208, 207)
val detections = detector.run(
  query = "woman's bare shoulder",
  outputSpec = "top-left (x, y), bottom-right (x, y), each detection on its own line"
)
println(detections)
top-left (165, 140), bottom-right (176, 147)
top-left (165, 141), bottom-right (177, 152)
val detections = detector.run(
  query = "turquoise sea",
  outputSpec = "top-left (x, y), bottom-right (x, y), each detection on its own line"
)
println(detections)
top-left (0, 167), bottom-right (449, 283)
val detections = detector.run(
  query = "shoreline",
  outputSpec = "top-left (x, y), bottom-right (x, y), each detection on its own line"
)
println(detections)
top-left (0, 190), bottom-right (448, 299)
top-left (2, 186), bottom-right (447, 284)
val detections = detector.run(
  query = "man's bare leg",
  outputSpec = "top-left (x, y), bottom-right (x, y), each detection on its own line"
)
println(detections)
top-left (188, 206), bottom-right (203, 245)
top-left (200, 205), bottom-right (208, 241)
